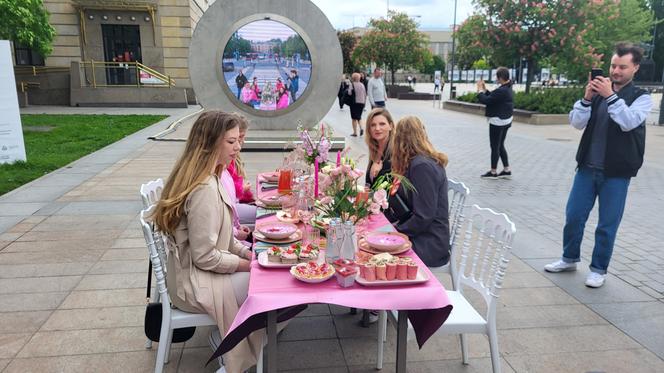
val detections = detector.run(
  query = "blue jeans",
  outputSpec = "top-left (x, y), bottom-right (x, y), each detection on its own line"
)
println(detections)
top-left (562, 166), bottom-right (630, 274)
top-left (236, 87), bottom-right (242, 99)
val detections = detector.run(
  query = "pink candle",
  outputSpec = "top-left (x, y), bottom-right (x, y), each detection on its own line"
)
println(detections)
top-left (336, 151), bottom-right (341, 167)
top-left (314, 158), bottom-right (319, 197)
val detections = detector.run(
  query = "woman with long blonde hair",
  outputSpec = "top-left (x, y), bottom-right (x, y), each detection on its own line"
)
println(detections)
top-left (152, 110), bottom-right (262, 373)
top-left (390, 116), bottom-right (451, 267)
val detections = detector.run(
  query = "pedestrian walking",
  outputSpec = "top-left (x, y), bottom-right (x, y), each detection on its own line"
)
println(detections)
top-left (544, 43), bottom-right (652, 288)
top-left (288, 69), bottom-right (299, 102)
top-left (477, 67), bottom-right (513, 179)
top-left (235, 70), bottom-right (248, 99)
top-left (338, 74), bottom-right (350, 110)
top-left (347, 72), bottom-right (366, 137)
top-left (367, 68), bottom-right (388, 109)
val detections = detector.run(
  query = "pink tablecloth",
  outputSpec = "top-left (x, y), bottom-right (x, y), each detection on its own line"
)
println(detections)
top-left (214, 173), bottom-right (453, 356)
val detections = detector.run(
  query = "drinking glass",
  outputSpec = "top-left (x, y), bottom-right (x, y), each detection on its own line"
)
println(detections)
top-left (277, 169), bottom-right (293, 195)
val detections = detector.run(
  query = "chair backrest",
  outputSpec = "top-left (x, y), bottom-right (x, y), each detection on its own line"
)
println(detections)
top-left (140, 206), bottom-right (171, 308)
top-left (447, 179), bottom-right (470, 249)
top-left (140, 178), bottom-right (164, 208)
top-left (455, 205), bottom-right (516, 309)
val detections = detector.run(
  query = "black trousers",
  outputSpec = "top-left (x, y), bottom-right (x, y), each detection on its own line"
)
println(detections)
top-left (489, 123), bottom-right (511, 169)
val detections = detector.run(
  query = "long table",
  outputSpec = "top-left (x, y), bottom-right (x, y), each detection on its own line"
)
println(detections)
top-left (211, 173), bottom-right (453, 372)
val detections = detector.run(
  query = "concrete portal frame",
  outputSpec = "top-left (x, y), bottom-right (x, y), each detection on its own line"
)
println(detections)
top-left (189, 0), bottom-right (342, 130)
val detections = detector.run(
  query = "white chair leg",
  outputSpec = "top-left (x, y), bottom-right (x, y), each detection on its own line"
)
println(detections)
top-left (164, 328), bottom-right (174, 364)
top-left (460, 333), bottom-right (469, 365)
top-left (449, 253), bottom-right (458, 291)
top-left (154, 320), bottom-right (171, 373)
top-left (376, 310), bottom-right (387, 370)
top-left (488, 326), bottom-right (501, 373)
top-left (256, 332), bottom-right (265, 373)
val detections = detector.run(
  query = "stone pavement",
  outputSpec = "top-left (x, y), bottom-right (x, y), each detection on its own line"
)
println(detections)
top-left (0, 101), bottom-right (663, 372)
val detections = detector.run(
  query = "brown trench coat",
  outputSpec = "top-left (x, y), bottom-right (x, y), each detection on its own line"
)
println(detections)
top-left (166, 174), bottom-right (263, 373)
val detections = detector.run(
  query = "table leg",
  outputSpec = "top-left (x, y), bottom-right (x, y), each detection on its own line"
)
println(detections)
top-left (266, 310), bottom-right (277, 373)
top-left (396, 310), bottom-right (408, 373)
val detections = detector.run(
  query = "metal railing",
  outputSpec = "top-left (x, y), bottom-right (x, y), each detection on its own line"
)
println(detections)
top-left (78, 60), bottom-right (175, 88)
top-left (14, 66), bottom-right (70, 76)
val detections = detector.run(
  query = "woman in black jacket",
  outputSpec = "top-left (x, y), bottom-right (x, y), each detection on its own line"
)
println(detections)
top-left (391, 116), bottom-right (450, 267)
top-left (477, 66), bottom-right (513, 179)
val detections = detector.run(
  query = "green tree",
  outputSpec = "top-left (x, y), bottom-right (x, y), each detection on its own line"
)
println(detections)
top-left (471, 57), bottom-right (490, 70)
top-left (459, 0), bottom-right (651, 92)
top-left (0, 0), bottom-right (56, 57)
top-left (352, 11), bottom-right (431, 84)
top-left (422, 54), bottom-right (446, 75)
top-left (337, 30), bottom-right (359, 74)
top-left (223, 34), bottom-right (251, 58)
top-left (454, 15), bottom-right (491, 69)
top-left (281, 34), bottom-right (308, 58)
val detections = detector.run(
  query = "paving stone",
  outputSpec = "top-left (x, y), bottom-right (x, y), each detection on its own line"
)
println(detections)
top-left (59, 289), bottom-right (145, 309)
top-left (298, 303), bottom-right (331, 317)
top-left (0, 333), bottom-right (32, 359)
top-left (498, 325), bottom-right (641, 356)
top-left (0, 292), bottom-right (68, 312)
top-left (498, 287), bottom-right (578, 307)
top-left (590, 301), bottom-right (664, 359)
top-left (272, 339), bottom-right (345, 371)
top-left (17, 327), bottom-right (147, 357)
top-left (496, 304), bottom-right (606, 330)
top-left (502, 271), bottom-right (555, 289)
top-left (0, 203), bottom-right (46, 217)
top-left (638, 285), bottom-right (664, 299)
top-left (74, 273), bottom-right (145, 291)
top-left (100, 248), bottom-right (146, 261)
top-left (0, 359), bottom-right (9, 371)
top-left (0, 311), bottom-right (51, 333)
top-left (277, 316), bottom-right (337, 341)
top-left (0, 263), bottom-right (93, 279)
top-left (41, 307), bottom-right (144, 331)
top-left (0, 239), bottom-right (114, 253)
top-left (0, 249), bottom-right (105, 265)
top-left (504, 348), bottom-right (664, 373)
top-left (31, 215), bottom-right (133, 231)
top-left (17, 229), bottom-right (123, 242)
top-left (54, 201), bottom-right (142, 216)
top-left (111, 238), bottom-right (147, 249)
top-left (177, 347), bottom-right (222, 373)
top-left (5, 349), bottom-right (180, 373)
top-left (0, 276), bottom-right (81, 294)
top-left (89, 260), bottom-right (147, 275)
top-left (348, 357), bottom-right (515, 373)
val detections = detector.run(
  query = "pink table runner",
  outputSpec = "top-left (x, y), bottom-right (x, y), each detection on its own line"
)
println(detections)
top-left (214, 173), bottom-right (453, 356)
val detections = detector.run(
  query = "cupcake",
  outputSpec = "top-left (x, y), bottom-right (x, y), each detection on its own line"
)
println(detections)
top-left (376, 263), bottom-right (387, 281)
top-left (333, 258), bottom-right (355, 269)
top-left (396, 260), bottom-right (408, 280)
top-left (386, 262), bottom-right (397, 281)
top-left (267, 246), bottom-right (283, 263)
top-left (335, 266), bottom-right (357, 288)
top-left (407, 262), bottom-right (419, 280)
top-left (363, 263), bottom-right (376, 281)
top-left (280, 248), bottom-right (299, 264)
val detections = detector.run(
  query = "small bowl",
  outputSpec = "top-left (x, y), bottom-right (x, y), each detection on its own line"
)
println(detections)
top-left (260, 195), bottom-right (282, 207)
top-left (365, 232), bottom-right (407, 252)
top-left (257, 222), bottom-right (298, 240)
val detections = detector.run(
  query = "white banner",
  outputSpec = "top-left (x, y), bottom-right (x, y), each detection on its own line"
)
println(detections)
top-left (0, 40), bottom-right (26, 164)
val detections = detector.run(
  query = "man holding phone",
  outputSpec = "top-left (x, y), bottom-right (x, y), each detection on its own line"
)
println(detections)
top-left (544, 43), bottom-right (652, 288)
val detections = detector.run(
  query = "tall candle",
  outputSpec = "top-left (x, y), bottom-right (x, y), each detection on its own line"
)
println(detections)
top-left (314, 158), bottom-right (319, 197)
top-left (336, 151), bottom-right (341, 167)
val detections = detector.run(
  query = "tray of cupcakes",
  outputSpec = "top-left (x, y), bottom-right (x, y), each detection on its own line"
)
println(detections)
top-left (257, 242), bottom-right (321, 268)
top-left (354, 252), bottom-right (428, 286)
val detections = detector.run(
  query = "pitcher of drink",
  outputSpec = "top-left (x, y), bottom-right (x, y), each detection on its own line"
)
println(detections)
top-left (277, 168), bottom-right (293, 195)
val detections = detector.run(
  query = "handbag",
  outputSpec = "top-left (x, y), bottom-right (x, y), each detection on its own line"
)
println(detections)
top-left (144, 262), bottom-right (196, 342)
top-left (386, 188), bottom-right (412, 224)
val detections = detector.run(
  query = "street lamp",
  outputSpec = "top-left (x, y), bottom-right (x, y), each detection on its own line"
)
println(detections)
top-left (449, 0), bottom-right (458, 100)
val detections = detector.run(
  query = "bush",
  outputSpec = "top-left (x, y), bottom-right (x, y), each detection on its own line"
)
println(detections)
top-left (454, 87), bottom-right (585, 114)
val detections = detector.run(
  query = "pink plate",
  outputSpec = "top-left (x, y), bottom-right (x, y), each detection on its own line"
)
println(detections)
top-left (257, 222), bottom-right (298, 240)
top-left (365, 232), bottom-right (407, 251)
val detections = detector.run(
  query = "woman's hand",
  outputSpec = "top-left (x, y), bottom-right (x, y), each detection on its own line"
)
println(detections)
top-left (236, 226), bottom-right (250, 241)
top-left (237, 258), bottom-right (252, 272)
top-left (243, 181), bottom-right (252, 192)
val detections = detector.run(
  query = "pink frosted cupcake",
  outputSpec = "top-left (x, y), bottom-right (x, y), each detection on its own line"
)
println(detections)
top-left (407, 262), bottom-right (419, 280)
top-left (386, 262), bottom-right (397, 281)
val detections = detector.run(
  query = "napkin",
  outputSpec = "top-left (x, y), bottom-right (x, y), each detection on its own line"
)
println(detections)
top-left (256, 207), bottom-right (279, 219)
top-left (253, 241), bottom-right (293, 253)
top-left (260, 183), bottom-right (278, 191)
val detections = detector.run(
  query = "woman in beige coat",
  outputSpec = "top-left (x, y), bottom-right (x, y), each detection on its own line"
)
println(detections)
top-left (153, 111), bottom-right (263, 373)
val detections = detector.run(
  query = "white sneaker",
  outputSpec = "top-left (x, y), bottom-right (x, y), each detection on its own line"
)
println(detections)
top-left (544, 260), bottom-right (577, 273)
top-left (585, 272), bottom-right (606, 288)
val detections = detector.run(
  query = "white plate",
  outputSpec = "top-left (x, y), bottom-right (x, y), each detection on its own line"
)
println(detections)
top-left (290, 265), bottom-right (335, 283)
top-left (257, 251), bottom-right (297, 268)
top-left (254, 229), bottom-right (302, 244)
top-left (355, 268), bottom-right (429, 286)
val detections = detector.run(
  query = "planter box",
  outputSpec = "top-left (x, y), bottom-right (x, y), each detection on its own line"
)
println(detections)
top-left (443, 100), bottom-right (569, 125)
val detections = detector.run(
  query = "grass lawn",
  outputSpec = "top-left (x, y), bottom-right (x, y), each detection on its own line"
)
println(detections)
top-left (0, 114), bottom-right (167, 196)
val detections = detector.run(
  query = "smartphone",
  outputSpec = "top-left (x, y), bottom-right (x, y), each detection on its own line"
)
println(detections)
top-left (591, 68), bottom-right (604, 80)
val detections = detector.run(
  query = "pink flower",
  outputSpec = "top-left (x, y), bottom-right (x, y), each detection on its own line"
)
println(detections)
top-left (319, 196), bottom-right (333, 205)
top-left (373, 189), bottom-right (389, 209)
top-left (369, 202), bottom-right (381, 215)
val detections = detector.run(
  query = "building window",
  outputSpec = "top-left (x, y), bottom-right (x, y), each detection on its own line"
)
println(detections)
top-left (14, 44), bottom-right (45, 66)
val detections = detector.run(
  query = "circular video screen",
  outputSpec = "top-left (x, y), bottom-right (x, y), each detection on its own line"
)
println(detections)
top-left (222, 20), bottom-right (311, 111)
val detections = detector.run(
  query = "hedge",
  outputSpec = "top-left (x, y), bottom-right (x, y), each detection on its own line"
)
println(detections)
top-left (456, 87), bottom-right (585, 114)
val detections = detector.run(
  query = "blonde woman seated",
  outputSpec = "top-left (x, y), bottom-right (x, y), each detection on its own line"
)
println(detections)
top-left (391, 116), bottom-right (451, 267)
top-left (152, 111), bottom-right (262, 373)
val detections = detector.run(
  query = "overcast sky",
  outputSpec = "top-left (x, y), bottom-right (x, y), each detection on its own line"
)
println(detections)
top-left (310, 0), bottom-right (475, 30)
top-left (237, 20), bottom-right (297, 42)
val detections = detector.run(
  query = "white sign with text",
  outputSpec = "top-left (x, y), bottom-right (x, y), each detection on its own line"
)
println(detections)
top-left (0, 40), bottom-right (27, 164)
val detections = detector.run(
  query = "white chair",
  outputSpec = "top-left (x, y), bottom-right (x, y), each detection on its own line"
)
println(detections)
top-left (140, 178), bottom-right (164, 208)
top-left (429, 178), bottom-right (471, 290)
top-left (140, 206), bottom-right (217, 373)
top-left (140, 179), bottom-right (166, 349)
top-left (376, 205), bottom-right (516, 373)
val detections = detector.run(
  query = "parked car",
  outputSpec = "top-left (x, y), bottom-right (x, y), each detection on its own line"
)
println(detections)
top-left (222, 62), bottom-right (235, 72)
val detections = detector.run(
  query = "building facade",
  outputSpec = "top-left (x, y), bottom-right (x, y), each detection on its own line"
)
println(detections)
top-left (14, 0), bottom-right (213, 106)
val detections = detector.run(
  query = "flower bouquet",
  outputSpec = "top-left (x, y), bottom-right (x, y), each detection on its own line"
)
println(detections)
top-left (292, 121), bottom-right (332, 166)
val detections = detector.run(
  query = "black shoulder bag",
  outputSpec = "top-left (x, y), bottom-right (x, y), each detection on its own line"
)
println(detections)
top-left (144, 261), bottom-right (196, 342)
